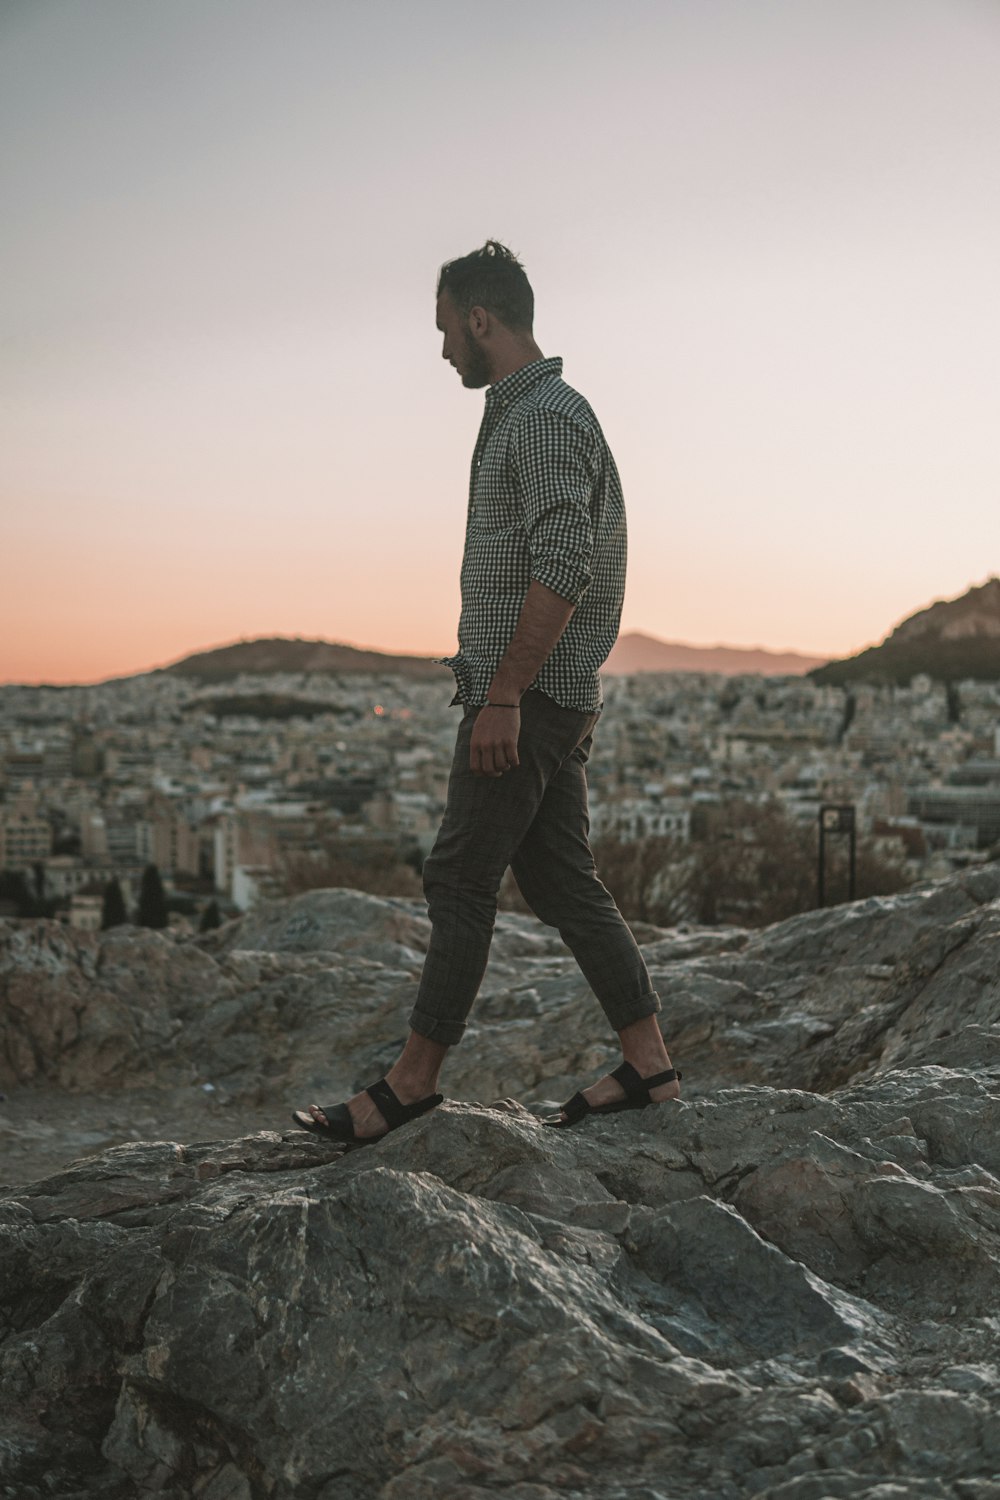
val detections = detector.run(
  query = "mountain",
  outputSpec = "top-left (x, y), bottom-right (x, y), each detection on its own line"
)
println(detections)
top-left (134, 579), bottom-right (1000, 691)
top-left (605, 632), bottom-right (828, 676)
top-left (810, 577), bottom-right (1000, 686)
top-left (155, 633), bottom-right (830, 685)
top-left (160, 636), bottom-right (450, 682)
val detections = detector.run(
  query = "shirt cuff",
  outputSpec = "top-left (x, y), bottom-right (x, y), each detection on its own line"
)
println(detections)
top-left (530, 559), bottom-right (592, 605)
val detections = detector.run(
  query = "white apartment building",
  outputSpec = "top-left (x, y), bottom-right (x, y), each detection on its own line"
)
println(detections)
top-left (214, 815), bottom-right (239, 895)
top-left (69, 893), bottom-right (103, 932)
top-left (0, 809), bottom-right (52, 866)
top-left (80, 811), bottom-right (108, 859)
top-left (231, 863), bottom-right (283, 911)
top-left (42, 857), bottom-right (138, 905)
top-left (592, 794), bottom-right (691, 843)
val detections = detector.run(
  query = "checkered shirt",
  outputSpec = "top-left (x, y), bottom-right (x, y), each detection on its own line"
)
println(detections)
top-left (438, 356), bottom-right (627, 712)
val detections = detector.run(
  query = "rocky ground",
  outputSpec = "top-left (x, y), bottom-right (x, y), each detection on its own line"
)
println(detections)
top-left (1, 867), bottom-right (999, 1498)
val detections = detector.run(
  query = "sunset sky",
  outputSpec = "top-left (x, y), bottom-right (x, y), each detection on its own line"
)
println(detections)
top-left (3, 0), bottom-right (998, 684)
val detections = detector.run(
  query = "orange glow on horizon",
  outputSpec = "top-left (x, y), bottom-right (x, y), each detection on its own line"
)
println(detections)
top-left (0, 608), bottom-right (875, 688)
top-left (4, 5), bottom-right (997, 689)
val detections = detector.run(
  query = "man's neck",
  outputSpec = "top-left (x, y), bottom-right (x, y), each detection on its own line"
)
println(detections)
top-left (488, 337), bottom-right (545, 386)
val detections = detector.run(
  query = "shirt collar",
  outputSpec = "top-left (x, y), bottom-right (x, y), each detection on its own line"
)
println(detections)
top-left (485, 356), bottom-right (563, 411)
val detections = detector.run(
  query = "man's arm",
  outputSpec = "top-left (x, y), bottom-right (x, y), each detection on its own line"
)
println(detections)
top-left (469, 408), bottom-right (596, 777)
top-left (469, 580), bottom-right (576, 777)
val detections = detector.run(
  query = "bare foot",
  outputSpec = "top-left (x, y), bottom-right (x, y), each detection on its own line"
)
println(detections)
top-left (552, 1060), bottom-right (681, 1125)
top-left (295, 1067), bottom-right (443, 1141)
top-left (292, 1035), bottom-right (449, 1140)
top-left (578, 1068), bottom-right (681, 1111)
top-left (303, 1089), bottom-right (388, 1141)
top-left (535, 1015), bottom-right (685, 1126)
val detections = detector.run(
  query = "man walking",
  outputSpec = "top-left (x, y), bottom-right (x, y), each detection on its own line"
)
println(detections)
top-left (293, 241), bottom-right (680, 1142)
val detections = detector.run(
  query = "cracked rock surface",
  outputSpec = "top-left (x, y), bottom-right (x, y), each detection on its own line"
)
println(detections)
top-left (1, 866), bottom-right (999, 1497)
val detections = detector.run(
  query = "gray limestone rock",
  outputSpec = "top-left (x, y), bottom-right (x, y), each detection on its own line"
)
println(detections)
top-left (1, 865), bottom-right (1000, 1496)
top-left (0, 1066), bottom-right (997, 1497)
top-left (3, 864), bottom-right (1000, 1120)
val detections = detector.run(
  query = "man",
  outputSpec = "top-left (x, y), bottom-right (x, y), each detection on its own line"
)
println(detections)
top-left (293, 241), bottom-right (680, 1143)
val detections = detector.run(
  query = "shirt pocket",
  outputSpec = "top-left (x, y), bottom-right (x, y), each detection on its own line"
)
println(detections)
top-left (471, 480), bottom-right (519, 533)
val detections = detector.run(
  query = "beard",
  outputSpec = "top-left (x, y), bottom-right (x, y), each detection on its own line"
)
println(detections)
top-left (460, 327), bottom-right (492, 389)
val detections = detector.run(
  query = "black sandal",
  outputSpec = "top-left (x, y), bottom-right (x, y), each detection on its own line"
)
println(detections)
top-left (291, 1077), bottom-right (443, 1146)
top-left (544, 1060), bottom-right (681, 1128)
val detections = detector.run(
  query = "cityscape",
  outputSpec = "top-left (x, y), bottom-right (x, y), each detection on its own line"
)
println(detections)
top-left (2, 657), bottom-right (999, 934)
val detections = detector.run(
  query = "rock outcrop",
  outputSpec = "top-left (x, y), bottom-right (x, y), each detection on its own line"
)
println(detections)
top-left (1, 865), bottom-right (999, 1497)
top-left (3, 869), bottom-right (999, 1121)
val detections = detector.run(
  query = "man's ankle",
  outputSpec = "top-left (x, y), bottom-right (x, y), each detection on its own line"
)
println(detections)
top-left (621, 1050), bottom-right (672, 1077)
top-left (386, 1066), bottom-right (441, 1100)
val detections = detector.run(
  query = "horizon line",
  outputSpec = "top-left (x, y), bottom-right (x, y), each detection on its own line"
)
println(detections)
top-left (0, 628), bottom-right (845, 690)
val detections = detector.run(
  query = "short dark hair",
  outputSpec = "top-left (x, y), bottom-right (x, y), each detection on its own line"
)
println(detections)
top-left (437, 240), bottom-right (534, 332)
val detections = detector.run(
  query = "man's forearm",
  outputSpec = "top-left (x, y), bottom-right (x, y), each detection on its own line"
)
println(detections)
top-left (488, 580), bottom-right (576, 702)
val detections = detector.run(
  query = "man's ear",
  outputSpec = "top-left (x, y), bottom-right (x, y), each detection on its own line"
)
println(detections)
top-left (468, 304), bottom-right (489, 339)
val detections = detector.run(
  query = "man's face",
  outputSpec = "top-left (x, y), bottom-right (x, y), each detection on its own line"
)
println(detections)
top-left (436, 290), bottom-right (491, 390)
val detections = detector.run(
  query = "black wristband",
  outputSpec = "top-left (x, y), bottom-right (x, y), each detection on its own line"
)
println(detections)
top-left (485, 701), bottom-right (519, 709)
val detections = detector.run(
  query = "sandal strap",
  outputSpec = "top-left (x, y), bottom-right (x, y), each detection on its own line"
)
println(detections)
top-left (365, 1077), bottom-right (408, 1128)
top-left (610, 1061), bottom-right (680, 1102)
top-left (557, 1091), bottom-right (590, 1124)
top-left (316, 1103), bottom-right (355, 1135)
top-left (365, 1078), bottom-right (444, 1129)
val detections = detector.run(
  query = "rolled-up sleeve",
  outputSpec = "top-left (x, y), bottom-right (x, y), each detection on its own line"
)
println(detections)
top-left (512, 409), bottom-right (595, 604)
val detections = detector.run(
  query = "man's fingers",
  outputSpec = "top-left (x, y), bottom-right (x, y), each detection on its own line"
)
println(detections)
top-left (470, 747), bottom-right (513, 776)
top-left (469, 710), bottom-right (520, 776)
top-left (470, 741), bottom-right (502, 776)
top-left (491, 736), bottom-right (520, 774)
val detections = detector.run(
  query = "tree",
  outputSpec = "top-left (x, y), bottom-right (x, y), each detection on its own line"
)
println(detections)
top-left (689, 799), bottom-right (912, 927)
top-left (589, 834), bottom-right (693, 926)
top-left (688, 800), bottom-right (818, 926)
top-left (588, 799), bottom-right (913, 932)
top-left (137, 864), bottom-right (169, 929)
top-left (0, 870), bottom-right (41, 918)
top-left (282, 839), bottom-right (422, 899)
top-left (101, 877), bottom-right (128, 929)
top-left (198, 898), bottom-right (222, 932)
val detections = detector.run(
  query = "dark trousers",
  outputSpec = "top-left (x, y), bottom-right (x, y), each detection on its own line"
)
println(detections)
top-left (408, 690), bottom-right (660, 1046)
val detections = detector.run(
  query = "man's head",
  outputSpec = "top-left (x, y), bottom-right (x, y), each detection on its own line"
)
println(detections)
top-left (437, 241), bottom-right (534, 334)
top-left (436, 240), bottom-right (538, 389)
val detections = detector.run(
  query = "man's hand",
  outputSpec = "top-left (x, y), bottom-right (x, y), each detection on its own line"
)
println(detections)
top-left (469, 580), bottom-right (575, 776)
top-left (470, 704), bottom-right (521, 777)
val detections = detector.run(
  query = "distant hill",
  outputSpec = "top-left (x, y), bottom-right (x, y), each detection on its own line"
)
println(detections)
top-left (155, 632), bottom-right (833, 685)
top-left (161, 637), bottom-right (450, 683)
top-left (810, 578), bottom-right (1000, 686)
top-left (605, 633), bottom-right (828, 676)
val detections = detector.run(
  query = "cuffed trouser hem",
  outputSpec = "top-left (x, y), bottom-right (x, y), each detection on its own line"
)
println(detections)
top-left (600, 988), bottom-right (662, 1034)
top-left (408, 1006), bottom-right (468, 1048)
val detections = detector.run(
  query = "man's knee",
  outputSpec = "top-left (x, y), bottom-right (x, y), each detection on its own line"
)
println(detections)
top-left (422, 847), bottom-right (502, 912)
top-left (513, 864), bottom-right (608, 930)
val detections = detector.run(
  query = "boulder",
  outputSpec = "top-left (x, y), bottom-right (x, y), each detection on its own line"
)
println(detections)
top-left (4, 867), bottom-right (999, 1142)
top-left (1, 1059), bottom-right (999, 1497)
top-left (1, 866), bottom-right (1000, 1495)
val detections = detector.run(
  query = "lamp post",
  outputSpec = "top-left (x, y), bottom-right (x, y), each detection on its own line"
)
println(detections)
top-left (818, 804), bottom-right (856, 907)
